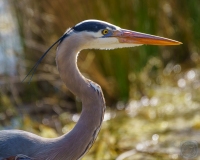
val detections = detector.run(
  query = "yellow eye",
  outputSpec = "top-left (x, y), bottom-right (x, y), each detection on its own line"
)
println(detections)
top-left (102, 29), bottom-right (109, 35)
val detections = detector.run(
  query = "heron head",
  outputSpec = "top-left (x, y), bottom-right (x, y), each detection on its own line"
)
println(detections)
top-left (66, 19), bottom-right (181, 50)
top-left (23, 19), bottom-right (182, 82)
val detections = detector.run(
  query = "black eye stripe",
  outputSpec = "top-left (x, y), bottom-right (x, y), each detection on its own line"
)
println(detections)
top-left (73, 21), bottom-right (116, 32)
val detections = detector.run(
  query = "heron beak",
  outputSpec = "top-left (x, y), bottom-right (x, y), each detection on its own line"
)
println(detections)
top-left (113, 29), bottom-right (182, 45)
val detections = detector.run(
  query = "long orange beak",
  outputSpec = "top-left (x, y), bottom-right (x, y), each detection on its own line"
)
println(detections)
top-left (113, 29), bottom-right (182, 45)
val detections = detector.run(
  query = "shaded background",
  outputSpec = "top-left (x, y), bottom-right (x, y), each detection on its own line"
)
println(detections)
top-left (0, 0), bottom-right (200, 159)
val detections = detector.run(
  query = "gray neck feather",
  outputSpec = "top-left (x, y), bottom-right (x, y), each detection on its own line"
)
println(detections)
top-left (53, 34), bottom-right (105, 160)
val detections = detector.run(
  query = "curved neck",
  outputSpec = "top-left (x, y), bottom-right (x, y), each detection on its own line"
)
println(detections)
top-left (56, 40), bottom-right (86, 99)
top-left (54, 35), bottom-right (105, 160)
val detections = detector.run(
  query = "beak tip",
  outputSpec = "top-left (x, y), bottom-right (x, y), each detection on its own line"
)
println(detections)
top-left (174, 41), bottom-right (182, 45)
top-left (161, 40), bottom-right (182, 46)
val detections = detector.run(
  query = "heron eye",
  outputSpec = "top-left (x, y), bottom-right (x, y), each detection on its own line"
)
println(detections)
top-left (102, 29), bottom-right (109, 35)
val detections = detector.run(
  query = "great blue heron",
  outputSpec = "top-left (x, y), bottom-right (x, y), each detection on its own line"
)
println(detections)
top-left (0, 20), bottom-right (181, 160)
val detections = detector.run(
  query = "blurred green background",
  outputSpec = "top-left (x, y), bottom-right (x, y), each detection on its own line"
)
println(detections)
top-left (0, 0), bottom-right (200, 159)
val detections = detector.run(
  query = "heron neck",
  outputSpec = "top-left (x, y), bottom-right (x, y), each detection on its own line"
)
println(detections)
top-left (55, 37), bottom-right (105, 159)
top-left (56, 42), bottom-right (86, 99)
